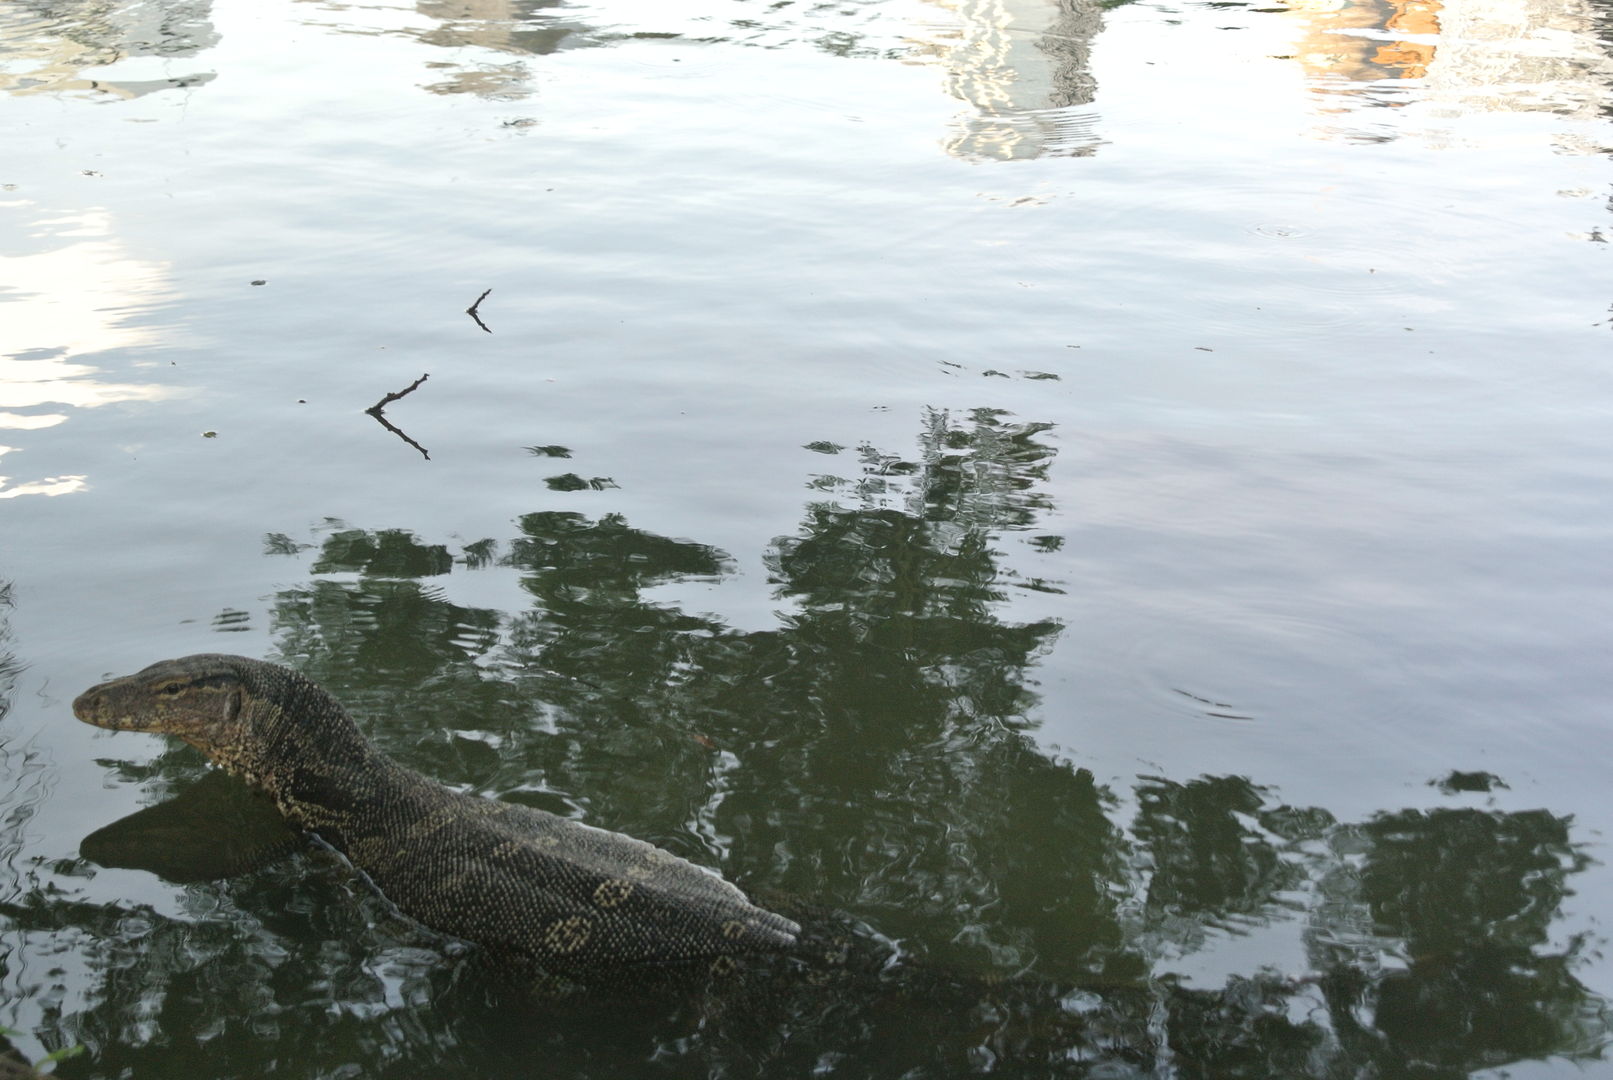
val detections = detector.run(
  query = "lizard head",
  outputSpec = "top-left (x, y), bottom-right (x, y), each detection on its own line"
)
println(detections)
top-left (72, 653), bottom-right (361, 785)
top-left (74, 654), bottom-right (258, 754)
top-left (76, 655), bottom-right (375, 826)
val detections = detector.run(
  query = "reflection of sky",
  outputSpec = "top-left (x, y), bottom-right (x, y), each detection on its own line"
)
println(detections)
top-left (0, 206), bottom-right (176, 498)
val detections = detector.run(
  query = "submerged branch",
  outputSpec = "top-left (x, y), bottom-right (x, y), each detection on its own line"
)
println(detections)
top-left (365, 373), bottom-right (431, 460)
top-left (367, 373), bottom-right (429, 413)
top-left (466, 288), bottom-right (493, 333)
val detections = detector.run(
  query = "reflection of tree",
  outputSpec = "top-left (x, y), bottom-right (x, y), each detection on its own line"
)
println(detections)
top-left (1326, 808), bottom-right (1608, 1077)
top-left (677, 410), bottom-right (1116, 975)
top-left (271, 580), bottom-right (515, 787)
top-left (0, 582), bottom-right (31, 906)
top-left (0, 583), bottom-right (73, 1070)
top-left (44, 410), bottom-right (1611, 1076)
top-left (1155, 805), bottom-right (1607, 1079)
top-left (460, 411), bottom-right (1116, 985)
top-left (0, 586), bottom-right (51, 907)
top-left (0, 581), bottom-right (18, 726)
top-left (312, 528), bottom-right (454, 577)
top-left (1133, 775), bottom-right (1313, 927)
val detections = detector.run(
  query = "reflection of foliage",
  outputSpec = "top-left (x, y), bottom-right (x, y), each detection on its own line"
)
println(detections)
top-left (210, 608), bottom-right (251, 633)
top-left (508, 510), bottom-right (731, 601)
top-left (269, 579), bottom-right (520, 787)
top-left (262, 532), bottom-right (313, 556)
top-left (543, 473), bottom-right (617, 492)
top-left (815, 408), bottom-right (1057, 534)
top-left (785, 407), bottom-right (1060, 612)
top-left (37, 413), bottom-right (1610, 1077)
top-left (1, 861), bottom-right (462, 1080)
top-left (1133, 775), bottom-right (1301, 925)
top-left (1363, 808), bottom-right (1584, 958)
top-left (0, 582), bottom-right (17, 727)
top-left (698, 412), bottom-right (1088, 972)
top-left (311, 529), bottom-right (452, 577)
top-left (1344, 808), bottom-right (1607, 1076)
top-left (0, 586), bottom-right (50, 880)
top-left (1429, 769), bottom-right (1507, 794)
top-left (460, 538), bottom-right (498, 569)
top-left (1, 584), bottom-right (70, 1071)
top-left (1164, 972), bottom-right (1331, 1080)
top-left (0, 1024), bottom-right (82, 1073)
top-left (1158, 805), bottom-right (1607, 1080)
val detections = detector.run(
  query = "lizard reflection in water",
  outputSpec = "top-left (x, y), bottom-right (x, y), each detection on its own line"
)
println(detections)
top-left (73, 654), bottom-right (803, 987)
top-left (82, 768), bottom-right (301, 884)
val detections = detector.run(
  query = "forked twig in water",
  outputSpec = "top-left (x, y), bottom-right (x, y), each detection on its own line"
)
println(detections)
top-left (365, 373), bottom-right (431, 460)
top-left (466, 288), bottom-right (493, 333)
top-left (367, 372), bottom-right (429, 412)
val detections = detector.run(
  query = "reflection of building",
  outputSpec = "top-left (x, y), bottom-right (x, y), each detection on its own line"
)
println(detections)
top-left (1421, 0), bottom-right (1613, 119)
top-left (1284, 0), bottom-right (1438, 84)
top-left (0, 0), bottom-right (216, 99)
top-left (915, 0), bottom-right (1106, 160)
top-left (0, 207), bottom-right (176, 499)
top-left (412, 0), bottom-right (583, 96)
top-left (1282, 0), bottom-right (1613, 139)
top-left (293, 0), bottom-right (586, 98)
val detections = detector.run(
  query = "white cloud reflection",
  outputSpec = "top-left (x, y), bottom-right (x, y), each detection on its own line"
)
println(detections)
top-left (0, 204), bottom-right (176, 498)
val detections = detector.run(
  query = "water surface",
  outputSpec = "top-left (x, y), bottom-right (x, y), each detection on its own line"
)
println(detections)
top-left (2, 0), bottom-right (1612, 1074)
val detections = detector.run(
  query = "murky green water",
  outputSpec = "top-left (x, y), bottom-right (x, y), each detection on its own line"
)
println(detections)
top-left (4, 0), bottom-right (1613, 1074)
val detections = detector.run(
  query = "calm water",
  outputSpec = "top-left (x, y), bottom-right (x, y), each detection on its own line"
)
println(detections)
top-left (3, 0), bottom-right (1613, 1074)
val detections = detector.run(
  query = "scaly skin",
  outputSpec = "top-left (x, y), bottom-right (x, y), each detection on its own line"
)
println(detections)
top-left (73, 654), bottom-right (799, 978)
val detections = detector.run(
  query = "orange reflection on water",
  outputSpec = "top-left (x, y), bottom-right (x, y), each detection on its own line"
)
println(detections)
top-left (1283, 0), bottom-right (1438, 86)
top-left (1280, 0), bottom-right (1613, 138)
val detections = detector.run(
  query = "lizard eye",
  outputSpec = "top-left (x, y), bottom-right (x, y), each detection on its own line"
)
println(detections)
top-left (160, 682), bottom-right (185, 696)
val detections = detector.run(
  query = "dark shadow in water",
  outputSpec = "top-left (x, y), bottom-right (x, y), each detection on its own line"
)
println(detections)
top-left (80, 770), bottom-right (299, 885)
top-left (38, 409), bottom-right (1613, 1077)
